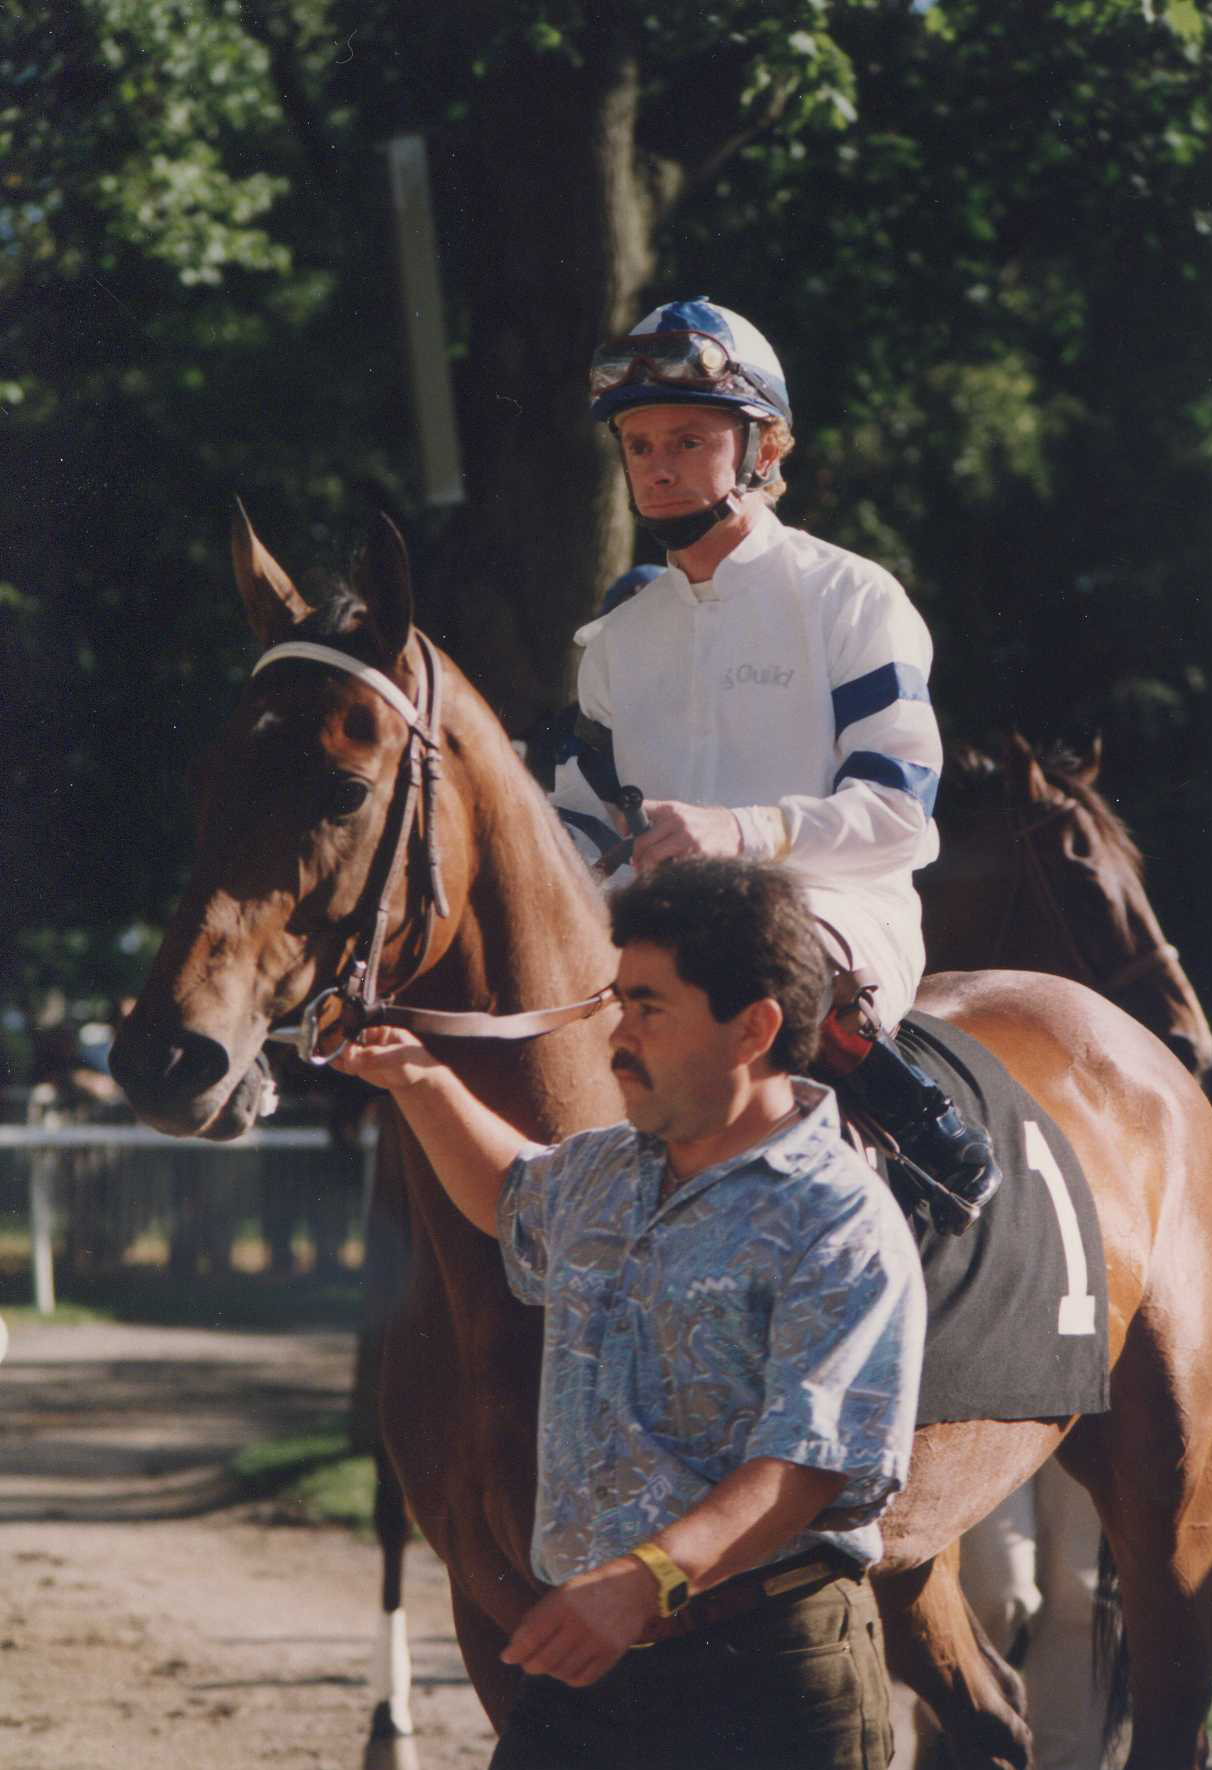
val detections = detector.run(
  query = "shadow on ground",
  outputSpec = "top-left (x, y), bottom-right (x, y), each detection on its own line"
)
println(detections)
top-left (0, 1284), bottom-right (362, 1524)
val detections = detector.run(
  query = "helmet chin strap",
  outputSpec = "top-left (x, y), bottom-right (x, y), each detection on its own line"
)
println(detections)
top-left (620, 416), bottom-right (769, 552)
top-left (636, 495), bottom-right (738, 550)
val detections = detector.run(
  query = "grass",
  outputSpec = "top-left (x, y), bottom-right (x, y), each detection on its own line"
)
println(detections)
top-left (229, 1424), bottom-right (377, 1533)
top-left (2, 1298), bottom-right (109, 1326)
top-left (0, 1247), bottom-right (377, 1534)
top-left (0, 1253), bottom-right (364, 1332)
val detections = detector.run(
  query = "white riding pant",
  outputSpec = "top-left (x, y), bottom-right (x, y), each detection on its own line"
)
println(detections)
top-left (799, 881), bottom-right (925, 1031)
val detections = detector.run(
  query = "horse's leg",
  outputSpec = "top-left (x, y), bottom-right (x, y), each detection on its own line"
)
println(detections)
top-left (363, 1441), bottom-right (416, 1770)
top-left (877, 1548), bottom-right (1033, 1770)
top-left (358, 1110), bottom-right (420, 1769)
top-left (1060, 1379), bottom-right (1212, 1770)
top-left (1040, 1054), bottom-right (1212, 1770)
top-left (1015, 1457), bottom-right (1108, 1770)
top-left (960, 1479), bottom-right (1042, 1663)
top-left (448, 1581), bottom-right (522, 1735)
top-left (878, 1416), bottom-right (1071, 1766)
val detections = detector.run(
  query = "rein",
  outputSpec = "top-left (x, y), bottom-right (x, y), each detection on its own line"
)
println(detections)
top-left (256, 637), bottom-right (617, 1065)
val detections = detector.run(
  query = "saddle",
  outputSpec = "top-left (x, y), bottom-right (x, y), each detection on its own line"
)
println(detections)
top-left (851, 1013), bottom-right (1110, 1427)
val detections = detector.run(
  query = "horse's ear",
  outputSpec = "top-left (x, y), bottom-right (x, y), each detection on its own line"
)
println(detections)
top-left (1072, 732), bottom-right (1103, 788)
top-left (1004, 731), bottom-right (1052, 804)
top-left (353, 513), bottom-right (415, 669)
top-left (231, 500), bottom-right (311, 644)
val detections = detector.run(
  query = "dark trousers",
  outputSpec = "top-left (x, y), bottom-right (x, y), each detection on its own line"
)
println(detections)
top-left (488, 1575), bottom-right (893, 1770)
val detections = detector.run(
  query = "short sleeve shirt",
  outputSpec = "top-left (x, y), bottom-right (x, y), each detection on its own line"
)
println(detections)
top-left (497, 1080), bottom-right (926, 1585)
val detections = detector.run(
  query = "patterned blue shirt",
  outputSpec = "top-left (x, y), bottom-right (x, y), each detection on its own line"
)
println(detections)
top-left (497, 1080), bottom-right (926, 1585)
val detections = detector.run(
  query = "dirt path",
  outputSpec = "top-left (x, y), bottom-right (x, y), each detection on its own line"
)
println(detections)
top-left (0, 1315), bottom-right (495, 1770)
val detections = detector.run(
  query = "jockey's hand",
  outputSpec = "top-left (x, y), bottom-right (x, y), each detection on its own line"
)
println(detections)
top-left (628, 800), bottom-right (743, 870)
top-left (501, 1556), bottom-right (656, 1687)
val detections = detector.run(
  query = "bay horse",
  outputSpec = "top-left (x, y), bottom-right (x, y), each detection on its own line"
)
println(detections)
top-left (111, 511), bottom-right (1212, 1770)
top-left (914, 740), bottom-right (1212, 1762)
top-left (355, 731), bottom-right (1212, 1768)
top-left (920, 736), bottom-right (1211, 1084)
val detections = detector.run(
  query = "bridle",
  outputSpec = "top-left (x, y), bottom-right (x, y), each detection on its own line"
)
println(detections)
top-left (987, 802), bottom-right (1181, 1004)
top-left (257, 637), bottom-right (617, 1065)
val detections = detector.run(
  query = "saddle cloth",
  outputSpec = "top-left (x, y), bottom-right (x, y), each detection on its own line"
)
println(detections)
top-left (848, 1011), bottom-right (1111, 1427)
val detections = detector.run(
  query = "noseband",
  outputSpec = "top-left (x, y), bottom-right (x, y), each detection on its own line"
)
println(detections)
top-left (256, 637), bottom-right (616, 1064)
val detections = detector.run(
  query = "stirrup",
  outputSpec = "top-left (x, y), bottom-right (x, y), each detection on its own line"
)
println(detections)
top-left (821, 1022), bottom-right (1004, 1235)
top-left (903, 1122), bottom-right (1002, 1234)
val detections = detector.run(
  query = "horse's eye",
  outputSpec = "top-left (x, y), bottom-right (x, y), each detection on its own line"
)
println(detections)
top-left (322, 775), bottom-right (371, 821)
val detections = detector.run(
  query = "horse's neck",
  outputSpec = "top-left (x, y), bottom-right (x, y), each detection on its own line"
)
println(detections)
top-left (462, 743), bottom-right (613, 1002)
top-left (925, 824), bottom-right (1058, 975)
top-left (926, 816), bottom-right (1083, 977)
top-left (398, 708), bottom-right (619, 1136)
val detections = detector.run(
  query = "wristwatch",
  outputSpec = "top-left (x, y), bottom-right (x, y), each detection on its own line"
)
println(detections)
top-left (628, 1540), bottom-right (692, 1617)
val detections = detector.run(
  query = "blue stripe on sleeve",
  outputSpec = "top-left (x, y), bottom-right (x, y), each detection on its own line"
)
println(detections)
top-left (833, 751), bottom-right (939, 815)
top-left (831, 663), bottom-right (930, 738)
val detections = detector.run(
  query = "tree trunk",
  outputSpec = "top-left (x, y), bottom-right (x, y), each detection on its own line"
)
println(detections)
top-left (426, 44), bottom-right (661, 734)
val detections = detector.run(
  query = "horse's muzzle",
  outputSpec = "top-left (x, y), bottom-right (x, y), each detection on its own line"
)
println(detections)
top-left (109, 1015), bottom-right (249, 1136)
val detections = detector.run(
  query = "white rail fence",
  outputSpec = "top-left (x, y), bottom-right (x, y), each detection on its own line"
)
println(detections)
top-left (0, 1121), bottom-right (377, 1314)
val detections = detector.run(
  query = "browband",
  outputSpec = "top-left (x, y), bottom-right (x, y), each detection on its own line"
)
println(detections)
top-left (252, 641), bottom-right (423, 729)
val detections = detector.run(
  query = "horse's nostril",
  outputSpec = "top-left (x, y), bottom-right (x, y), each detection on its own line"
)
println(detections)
top-left (164, 1033), bottom-right (231, 1096)
top-left (111, 1023), bottom-right (231, 1106)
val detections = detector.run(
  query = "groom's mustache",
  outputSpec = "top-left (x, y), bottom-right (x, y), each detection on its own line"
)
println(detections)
top-left (611, 1051), bottom-right (652, 1088)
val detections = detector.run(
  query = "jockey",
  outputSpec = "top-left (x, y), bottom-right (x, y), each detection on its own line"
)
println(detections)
top-left (552, 296), bottom-right (1002, 1232)
top-left (541, 565), bottom-right (664, 804)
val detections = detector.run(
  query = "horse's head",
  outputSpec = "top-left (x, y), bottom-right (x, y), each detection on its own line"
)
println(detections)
top-left (923, 734), bottom-right (1212, 1083)
top-left (110, 507), bottom-right (470, 1138)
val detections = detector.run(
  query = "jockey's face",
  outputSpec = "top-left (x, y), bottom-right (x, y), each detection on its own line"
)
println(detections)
top-left (615, 405), bottom-right (744, 519)
top-left (609, 940), bottom-right (750, 1142)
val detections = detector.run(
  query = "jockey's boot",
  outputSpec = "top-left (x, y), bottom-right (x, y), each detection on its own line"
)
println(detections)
top-left (821, 1017), bottom-right (1004, 1234)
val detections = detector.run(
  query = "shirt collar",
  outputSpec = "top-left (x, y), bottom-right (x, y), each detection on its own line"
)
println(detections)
top-left (760, 1080), bottom-right (841, 1173)
top-left (638, 1077), bottom-right (840, 1200)
top-left (664, 504), bottom-right (786, 604)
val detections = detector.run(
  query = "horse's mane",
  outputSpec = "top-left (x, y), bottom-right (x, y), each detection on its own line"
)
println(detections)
top-left (296, 570), bottom-right (381, 653)
top-left (943, 741), bottom-right (1143, 876)
top-left (295, 571), bottom-right (608, 921)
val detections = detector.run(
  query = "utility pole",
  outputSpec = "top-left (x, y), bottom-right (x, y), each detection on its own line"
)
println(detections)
top-left (385, 134), bottom-right (465, 508)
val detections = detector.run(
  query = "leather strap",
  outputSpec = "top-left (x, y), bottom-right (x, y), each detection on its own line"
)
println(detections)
top-left (251, 641), bottom-right (424, 726)
top-left (633, 1550), bottom-right (862, 1647)
top-left (364, 984), bottom-right (620, 1042)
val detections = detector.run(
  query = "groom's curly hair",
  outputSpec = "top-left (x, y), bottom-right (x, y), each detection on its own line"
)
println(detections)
top-left (609, 858), bottom-right (831, 1074)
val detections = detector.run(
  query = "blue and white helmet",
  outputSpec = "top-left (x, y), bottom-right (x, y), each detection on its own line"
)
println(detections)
top-left (590, 298), bottom-right (792, 429)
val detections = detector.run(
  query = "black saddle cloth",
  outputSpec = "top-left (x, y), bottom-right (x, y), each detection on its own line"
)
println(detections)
top-left (852, 1011), bottom-right (1111, 1427)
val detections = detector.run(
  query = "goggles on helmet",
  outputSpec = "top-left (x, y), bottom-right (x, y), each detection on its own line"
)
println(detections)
top-left (589, 330), bottom-right (776, 411)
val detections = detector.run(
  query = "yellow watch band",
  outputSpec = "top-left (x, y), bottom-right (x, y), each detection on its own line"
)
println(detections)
top-left (629, 1540), bottom-right (692, 1617)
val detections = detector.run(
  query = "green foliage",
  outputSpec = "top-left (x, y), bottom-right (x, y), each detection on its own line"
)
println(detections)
top-left (3, 0), bottom-right (1209, 1006)
top-left (706, 0), bottom-right (1210, 988)
top-left (1, 1), bottom-right (291, 294)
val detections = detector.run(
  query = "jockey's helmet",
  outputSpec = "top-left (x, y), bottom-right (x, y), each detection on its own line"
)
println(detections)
top-left (589, 299), bottom-right (791, 430)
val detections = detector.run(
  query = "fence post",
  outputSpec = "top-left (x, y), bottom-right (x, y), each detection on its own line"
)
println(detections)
top-left (30, 1165), bottom-right (56, 1314)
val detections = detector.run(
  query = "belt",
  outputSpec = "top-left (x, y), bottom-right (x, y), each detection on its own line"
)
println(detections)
top-left (631, 1548), bottom-right (864, 1649)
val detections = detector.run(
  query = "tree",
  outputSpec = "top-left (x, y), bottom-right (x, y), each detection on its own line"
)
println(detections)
top-left (1, 0), bottom-right (873, 962)
top-left (3, 0), bottom-right (1209, 1021)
